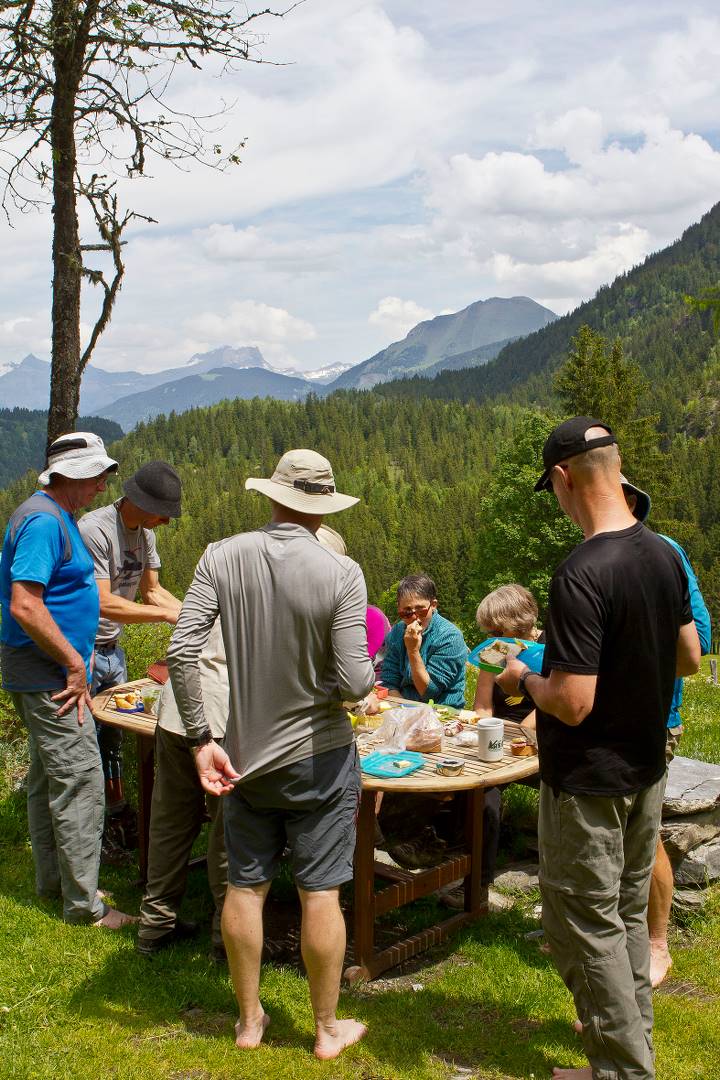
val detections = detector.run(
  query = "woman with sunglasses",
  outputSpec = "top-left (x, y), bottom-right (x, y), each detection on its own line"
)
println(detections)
top-left (373, 573), bottom-right (467, 708)
top-left (368, 573), bottom-right (467, 869)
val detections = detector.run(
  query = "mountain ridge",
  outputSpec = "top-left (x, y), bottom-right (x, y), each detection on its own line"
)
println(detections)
top-left (328, 296), bottom-right (557, 390)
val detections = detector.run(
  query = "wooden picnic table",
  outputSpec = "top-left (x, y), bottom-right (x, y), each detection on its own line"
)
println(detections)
top-left (92, 680), bottom-right (539, 979)
top-left (92, 677), bottom-right (160, 881)
top-left (347, 710), bottom-right (538, 982)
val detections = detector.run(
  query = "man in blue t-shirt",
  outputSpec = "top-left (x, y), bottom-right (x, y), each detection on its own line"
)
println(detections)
top-left (621, 475), bottom-right (711, 987)
top-left (0, 432), bottom-right (134, 929)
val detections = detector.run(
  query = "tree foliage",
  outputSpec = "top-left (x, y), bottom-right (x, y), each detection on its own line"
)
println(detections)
top-left (0, 0), bottom-right (290, 443)
top-left (470, 411), bottom-right (581, 614)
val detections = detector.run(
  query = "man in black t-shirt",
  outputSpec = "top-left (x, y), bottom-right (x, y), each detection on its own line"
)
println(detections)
top-left (497, 417), bottom-right (700, 1080)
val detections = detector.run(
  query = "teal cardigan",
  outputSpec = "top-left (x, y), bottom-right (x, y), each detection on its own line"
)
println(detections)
top-left (380, 611), bottom-right (467, 708)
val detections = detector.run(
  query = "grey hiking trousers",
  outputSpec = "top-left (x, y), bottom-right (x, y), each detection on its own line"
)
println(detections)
top-left (539, 775), bottom-right (666, 1080)
top-left (12, 691), bottom-right (105, 924)
top-left (139, 728), bottom-right (227, 947)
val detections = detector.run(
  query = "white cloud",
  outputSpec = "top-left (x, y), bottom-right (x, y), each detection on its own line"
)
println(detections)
top-left (2, 3), bottom-right (720, 374)
top-left (368, 296), bottom-right (434, 339)
top-left (185, 300), bottom-right (317, 348)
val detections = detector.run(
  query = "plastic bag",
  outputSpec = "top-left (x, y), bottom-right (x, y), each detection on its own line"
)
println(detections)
top-left (403, 704), bottom-right (443, 753)
top-left (374, 706), bottom-right (413, 753)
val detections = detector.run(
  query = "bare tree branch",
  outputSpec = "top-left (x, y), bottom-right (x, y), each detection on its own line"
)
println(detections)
top-left (0, 0), bottom-right (292, 439)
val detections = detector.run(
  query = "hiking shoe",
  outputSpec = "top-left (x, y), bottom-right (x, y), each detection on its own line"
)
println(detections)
top-left (388, 826), bottom-right (447, 870)
top-left (136, 919), bottom-right (200, 956)
top-left (100, 834), bottom-right (133, 867)
top-left (105, 805), bottom-right (139, 850)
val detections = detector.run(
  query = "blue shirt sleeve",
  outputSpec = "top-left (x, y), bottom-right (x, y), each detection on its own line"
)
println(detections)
top-left (9, 514), bottom-right (66, 588)
top-left (661, 536), bottom-right (711, 655)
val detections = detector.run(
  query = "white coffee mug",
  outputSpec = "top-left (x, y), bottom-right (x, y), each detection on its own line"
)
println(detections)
top-left (476, 717), bottom-right (504, 762)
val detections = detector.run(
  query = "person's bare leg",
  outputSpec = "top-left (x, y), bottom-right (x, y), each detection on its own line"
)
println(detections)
top-left (298, 886), bottom-right (367, 1060)
top-left (222, 882), bottom-right (272, 1049)
top-left (648, 837), bottom-right (673, 987)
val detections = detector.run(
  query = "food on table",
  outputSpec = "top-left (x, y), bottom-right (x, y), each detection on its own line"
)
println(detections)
top-left (113, 689), bottom-right (141, 710)
top-left (374, 685), bottom-right (389, 699)
top-left (510, 737), bottom-right (536, 757)
top-left (444, 719), bottom-right (463, 737)
top-left (479, 639), bottom-right (523, 669)
top-left (457, 709), bottom-right (478, 724)
top-left (393, 759), bottom-right (412, 769)
top-left (405, 730), bottom-right (442, 754)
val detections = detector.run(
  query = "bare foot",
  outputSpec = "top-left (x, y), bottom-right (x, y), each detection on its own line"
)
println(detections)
top-left (650, 940), bottom-right (673, 987)
top-left (314, 1018), bottom-right (367, 1060)
top-left (235, 1013), bottom-right (270, 1049)
top-left (572, 1019), bottom-right (583, 1034)
top-left (552, 1069), bottom-right (593, 1078)
top-left (93, 907), bottom-right (138, 930)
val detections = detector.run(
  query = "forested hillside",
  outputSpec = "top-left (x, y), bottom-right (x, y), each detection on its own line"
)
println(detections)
top-left (375, 201), bottom-right (720, 438)
top-left (0, 396), bottom-right (564, 636)
top-left (3, 388), bottom-right (720, 646)
top-left (0, 410), bottom-right (123, 489)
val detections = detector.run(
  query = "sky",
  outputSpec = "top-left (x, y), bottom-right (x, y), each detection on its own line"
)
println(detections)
top-left (2, 0), bottom-right (720, 375)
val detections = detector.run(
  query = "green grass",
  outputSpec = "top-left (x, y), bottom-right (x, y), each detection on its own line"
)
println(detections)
top-left (0, 659), bottom-right (718, 1078)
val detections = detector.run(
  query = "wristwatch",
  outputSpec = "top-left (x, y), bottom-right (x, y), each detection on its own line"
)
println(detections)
top-left (185, 728), bottom-right (213, 748)
top-left (518, 668), bottom-right (534, 699)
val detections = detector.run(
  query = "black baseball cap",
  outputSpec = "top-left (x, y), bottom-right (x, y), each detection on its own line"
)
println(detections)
top-left (534, 417), bottom-right (617, 492)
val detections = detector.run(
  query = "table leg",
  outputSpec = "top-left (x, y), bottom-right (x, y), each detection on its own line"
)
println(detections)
top-left (344, 789), bottom-right (377, 984)
top-left (135, 732), bottom-right (155, 882)
top-left (464, 787), bottom-right (488, 916)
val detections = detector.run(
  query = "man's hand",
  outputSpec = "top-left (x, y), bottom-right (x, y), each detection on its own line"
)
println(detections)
top-left (51, 661), bottom-right (93, 724)
top-left (193, 741), bottom-right (241, 796)
top-left (495, 657), bottom-right (527, 696)
top-left (404, 618), bottom-right (423, 655)
top-left (162, 607), bottom-right (180, 626)
top-left (359, 692), bottom-right (381, 715)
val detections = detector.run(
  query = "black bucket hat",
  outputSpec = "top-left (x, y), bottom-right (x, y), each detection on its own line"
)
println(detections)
top-left (535, 417), bottom-right (617, 492)
top-left (123, 461), bottom-right (182, 518)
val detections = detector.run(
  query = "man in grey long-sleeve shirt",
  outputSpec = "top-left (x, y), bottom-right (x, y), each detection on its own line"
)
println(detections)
top-left (167, 449), bottom-right (375, 1061)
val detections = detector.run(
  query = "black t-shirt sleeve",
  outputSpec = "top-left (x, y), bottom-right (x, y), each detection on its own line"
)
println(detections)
top-left (544, 570), bottom-right (606, 675)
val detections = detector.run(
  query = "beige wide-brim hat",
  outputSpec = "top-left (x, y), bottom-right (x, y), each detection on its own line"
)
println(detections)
top-left (245, 449), bottom-right (358, 515)
top-left (38, 432), bottom-right (118, 486)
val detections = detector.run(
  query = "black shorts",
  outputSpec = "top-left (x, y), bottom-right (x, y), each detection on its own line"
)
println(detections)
top-left (223, 742), bottom-right (360, 891)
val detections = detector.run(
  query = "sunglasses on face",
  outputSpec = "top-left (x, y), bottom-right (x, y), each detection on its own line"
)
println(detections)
top-left (398, 605), bottom-right (432, 620)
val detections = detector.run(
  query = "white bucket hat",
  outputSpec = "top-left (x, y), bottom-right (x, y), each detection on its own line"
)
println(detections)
top-left (245, 449), bottom-right (358, 515)
top-left (38, 432), bottom-right (118, 486)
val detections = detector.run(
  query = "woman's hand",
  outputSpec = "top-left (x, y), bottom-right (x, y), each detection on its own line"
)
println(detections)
top-left (404, 618), bottom-right (423, 654)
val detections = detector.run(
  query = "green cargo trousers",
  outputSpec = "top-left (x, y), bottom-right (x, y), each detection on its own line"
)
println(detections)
top-left (138, 728), bottom-right (227, 948)
top-left (12, 691), bottom-right (105, 924)
top-left (539, 775), bottom-right (666, 1080)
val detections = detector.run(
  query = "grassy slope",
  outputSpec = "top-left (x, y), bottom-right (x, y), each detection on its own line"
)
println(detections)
top-left (0, 665), bottom-right (719, 1079)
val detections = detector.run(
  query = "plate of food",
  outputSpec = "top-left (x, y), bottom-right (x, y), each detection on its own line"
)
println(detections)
top-left (468, 637), bottom-right (545, 674)
top-left (112, 689), bottom-right (145, 713)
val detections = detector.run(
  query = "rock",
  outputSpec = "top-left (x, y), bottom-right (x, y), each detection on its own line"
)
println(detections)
top-left (672, 887), bottom-right (710, 915)
top-left (663, 756), bottom-right (720, 818)
top-left (661, 821), bottom-right (720, 861)
top-left (488, 887), bottom-right (515, 913)
top-left (674, 838), bottom-right (720, 886)
top-left (493, 864), bottom-right (539, 892)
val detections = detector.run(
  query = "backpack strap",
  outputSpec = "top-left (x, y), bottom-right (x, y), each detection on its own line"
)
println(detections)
top-left (8, 493), bottom-right (73, 563)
